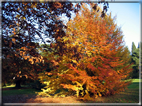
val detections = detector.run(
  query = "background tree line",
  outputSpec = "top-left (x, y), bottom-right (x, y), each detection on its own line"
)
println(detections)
top-left (130, 42), bottom-right (140, 79)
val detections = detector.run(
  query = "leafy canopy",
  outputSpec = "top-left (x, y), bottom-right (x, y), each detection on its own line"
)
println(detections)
top-left (38, 3), bottom-right (132, 100)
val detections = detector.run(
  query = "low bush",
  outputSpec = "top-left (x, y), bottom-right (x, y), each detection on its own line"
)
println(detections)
top-left (26, 80), bottom-right (46, 90)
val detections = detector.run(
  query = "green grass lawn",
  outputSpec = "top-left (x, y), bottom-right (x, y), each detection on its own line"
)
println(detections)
top-left (2, 79), bottom-right (141, 103)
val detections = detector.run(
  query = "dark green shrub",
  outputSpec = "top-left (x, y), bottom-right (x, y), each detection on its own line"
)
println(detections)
top-left (27, 80), bottom-right (46, 90)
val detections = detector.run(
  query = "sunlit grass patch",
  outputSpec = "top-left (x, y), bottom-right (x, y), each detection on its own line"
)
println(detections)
top-left (132, 78), bottom-right (141, 82)
top-left (2, 84), bottom-right (29, 88)
top-left (2, 84), bottom-right (15, 88)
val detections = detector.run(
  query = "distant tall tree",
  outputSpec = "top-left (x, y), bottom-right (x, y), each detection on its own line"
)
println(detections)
top-left (140, 42), bottom-right (142, 78)
top-left (130, 42), bottom-right (139, 78)
top-left (132, 42), bottom-right (137, 54)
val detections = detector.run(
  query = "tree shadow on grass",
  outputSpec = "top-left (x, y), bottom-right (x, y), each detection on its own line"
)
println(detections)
top-left (2, 94), bottom-right (83, 104)
top-left (2, 87), bottom-right (41, 103)
top-left (2, 94), bottom-right (38, 103)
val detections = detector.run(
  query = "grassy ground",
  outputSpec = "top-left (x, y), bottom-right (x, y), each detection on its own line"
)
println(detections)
top-left (2, 79), bottom-right (141, 103)
top-left (86, 78), bottom-right (141, 103)
top-left (2, 84), bottom-right (41, 96)
top-left (2, 84), bottom-right (15, 88)
top-left (2, 88), bottom-right (41, 96)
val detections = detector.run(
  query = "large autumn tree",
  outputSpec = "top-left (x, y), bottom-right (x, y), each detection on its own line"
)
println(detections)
top-left (2, 1), bottom-right (78, 88)
top-left (103, 11), bottom-right (132, 79)
top-left (38, 3), bottom-right (132, 100)
top-left (2, 36), bottom-right (45, 88)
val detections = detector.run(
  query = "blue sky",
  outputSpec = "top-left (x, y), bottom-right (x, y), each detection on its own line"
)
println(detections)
top-left (107, 3), bottom-right (140, 52)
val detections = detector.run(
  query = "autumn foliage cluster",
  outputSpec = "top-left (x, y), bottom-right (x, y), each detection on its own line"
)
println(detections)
top-left (38, 3), bottom-right (132, 100)
top-left (2, 1), bottom-right (133, 100)
top-left (2, 1), bottom-right (78, 88)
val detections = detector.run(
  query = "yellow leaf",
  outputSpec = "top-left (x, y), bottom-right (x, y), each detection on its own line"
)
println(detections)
top-left (16, 15), bottom-right (20, 18)
top-left (16, 22), bottom-right (19, 26)
top-left (23, 51), bottom-right (26, 56)
top-left (47, 72), bottom-right (53, 75)
top-left (72, 60), bottom-right (77, 64)
top-left (20, 51), bottom-right (23, 55)
top-left (22, 17), bottom-right (26, 20)
top-left (12, 38), bottom-right (16, 44)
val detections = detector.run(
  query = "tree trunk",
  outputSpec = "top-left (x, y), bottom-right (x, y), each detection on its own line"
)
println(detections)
top-left (15, 79), bottom-right (21, 89)
top-left (3, 82), bottom-right (6, 87)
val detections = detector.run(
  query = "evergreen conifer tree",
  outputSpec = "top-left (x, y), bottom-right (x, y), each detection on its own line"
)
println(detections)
top-left (130, 42), bottom-right (139, 78)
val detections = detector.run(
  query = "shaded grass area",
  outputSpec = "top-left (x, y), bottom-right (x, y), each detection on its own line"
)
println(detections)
top-left (2, 85), bottom-right (42, 103)
top-left (2, 88), bottom-right (41, 96)
top-left (2, 84), bottom-right (41, 96)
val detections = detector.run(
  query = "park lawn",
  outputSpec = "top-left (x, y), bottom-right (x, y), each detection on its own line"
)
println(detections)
top-left (2, 79), bottom-right (141, 103)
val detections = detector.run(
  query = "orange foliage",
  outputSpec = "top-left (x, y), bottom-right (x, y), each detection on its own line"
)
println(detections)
top-left (38, 3), bottom-right (132, 100)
